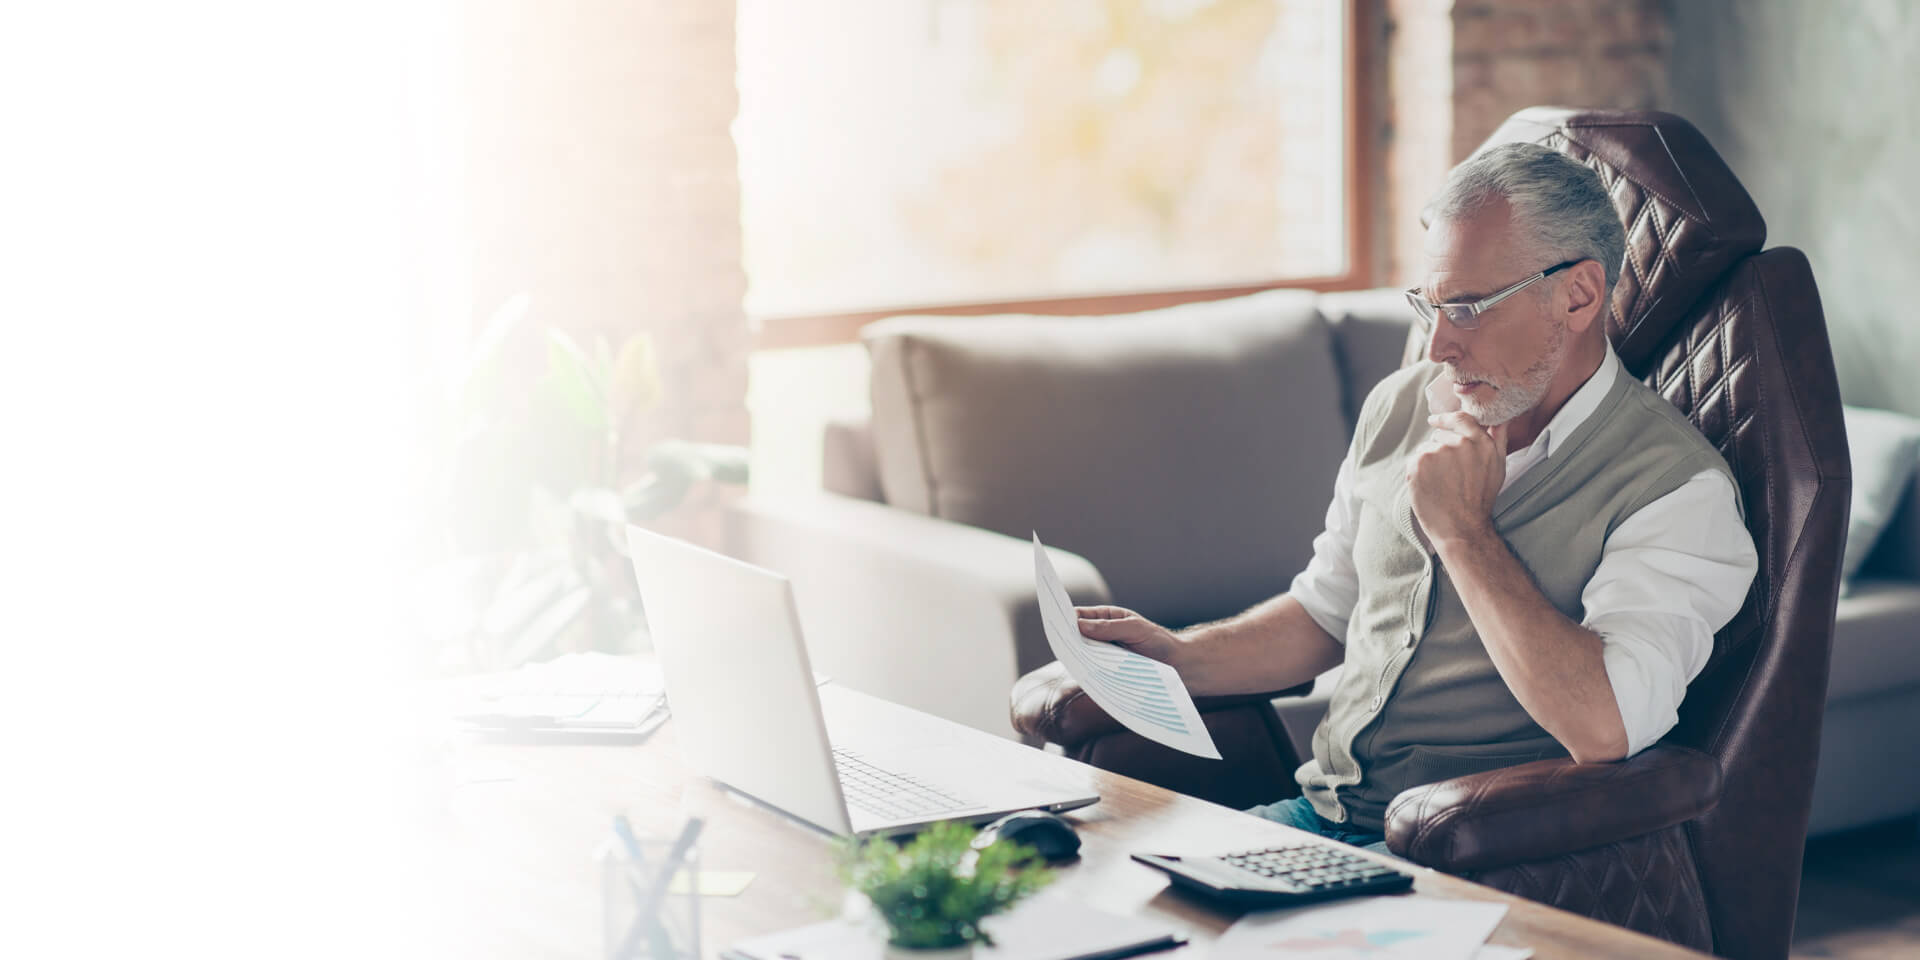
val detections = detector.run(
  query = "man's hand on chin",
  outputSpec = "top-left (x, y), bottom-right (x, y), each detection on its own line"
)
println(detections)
top-left (1409, 411), bottom-right (1631, 764)
top-left (1409, 411), bottom-right (1508, 550)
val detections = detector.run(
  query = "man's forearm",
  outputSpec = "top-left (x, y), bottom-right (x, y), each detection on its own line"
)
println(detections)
top-left (1435, 526), bottom-right (1629, 763)
top-left (1173, 594), bottom-right (1344, 697)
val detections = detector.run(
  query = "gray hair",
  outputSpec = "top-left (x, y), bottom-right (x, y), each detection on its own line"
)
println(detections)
top-left (1426, 142), bottom-right (1626, 296)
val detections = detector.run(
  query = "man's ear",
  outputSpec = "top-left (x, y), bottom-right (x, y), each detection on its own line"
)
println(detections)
top-left (1562, 260), bottom-right (1608, 334)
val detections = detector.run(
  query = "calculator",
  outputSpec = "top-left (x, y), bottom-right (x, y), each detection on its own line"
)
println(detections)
top-left (1131, 843), bottom-right (1413, 906)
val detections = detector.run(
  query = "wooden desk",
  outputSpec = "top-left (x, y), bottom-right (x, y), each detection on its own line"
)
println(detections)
top-left (432, 715), bottom-right (1712, 959)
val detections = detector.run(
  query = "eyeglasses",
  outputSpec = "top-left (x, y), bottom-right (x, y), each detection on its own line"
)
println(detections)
top-left (1405, 259), bottom-right (1585, 332)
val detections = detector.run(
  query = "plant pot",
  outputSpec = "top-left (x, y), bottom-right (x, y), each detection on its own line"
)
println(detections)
top-left (881, 942), bottom-right (974, 960)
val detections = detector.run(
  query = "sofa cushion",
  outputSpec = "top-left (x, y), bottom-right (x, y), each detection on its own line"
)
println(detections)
top-left (1839, 405), bottom-right (1920, 588)
top-left (1315, 288), bottom-right (1416, 430)
top-left (1827, 579), bottom-right (1920, 701)
top-left (863, 289), bottom-right (1348, 629)
top-left (1858, 472), bottom-right (1920, 581)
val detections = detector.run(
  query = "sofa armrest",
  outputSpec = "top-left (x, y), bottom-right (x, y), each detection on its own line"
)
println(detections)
top-left (724, 492), bottom-right (1109, 739)
top-left (1384, 745), bottom-right (1723, 872)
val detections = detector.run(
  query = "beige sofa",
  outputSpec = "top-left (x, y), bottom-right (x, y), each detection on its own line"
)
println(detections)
top-left (723, 287), bottom-right (1920, 836)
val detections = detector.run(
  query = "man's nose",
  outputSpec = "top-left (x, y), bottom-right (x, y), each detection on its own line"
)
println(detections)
top-left (1426, 320), bottom-right (1463, 366)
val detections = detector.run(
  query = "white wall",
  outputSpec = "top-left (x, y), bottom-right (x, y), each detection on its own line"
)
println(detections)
top-left (1669, 0), bottom-right (1920, 415)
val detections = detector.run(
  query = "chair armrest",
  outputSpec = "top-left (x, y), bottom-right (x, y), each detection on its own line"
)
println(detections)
top-left (1384, 745), bottom-right (1723, 872)
top-left (724, 492), bottom-right (1110, 739)
top-left (1010, 661), bottom-right (1311, 749)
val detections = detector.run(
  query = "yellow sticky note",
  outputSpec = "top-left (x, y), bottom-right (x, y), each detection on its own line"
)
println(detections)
top-left (666, 871), bottom-right (756, 897)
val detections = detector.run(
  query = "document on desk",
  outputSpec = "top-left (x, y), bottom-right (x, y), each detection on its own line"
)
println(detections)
top-left (1212, 896), bottom-right (1507, 960)
top-left (723, 893), bottom-right (1182, 960)
top-left (1032, 533), bottom-right (1220, 760)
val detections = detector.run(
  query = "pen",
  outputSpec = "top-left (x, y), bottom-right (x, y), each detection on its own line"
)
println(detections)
top-left (610, 815), bottom-right (664, 958)
top-left (612, 814), bottom-right (648, 868)
top-left (620, 816), bottom-right (705, 960)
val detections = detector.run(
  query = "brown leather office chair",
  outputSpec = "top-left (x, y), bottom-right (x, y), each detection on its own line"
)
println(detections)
top-left (1010, 108), bottom-right (1850, 959)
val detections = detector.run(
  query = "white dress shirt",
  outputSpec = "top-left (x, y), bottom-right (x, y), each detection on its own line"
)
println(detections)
top-left (1288, 346), bottom-right (1758, 756)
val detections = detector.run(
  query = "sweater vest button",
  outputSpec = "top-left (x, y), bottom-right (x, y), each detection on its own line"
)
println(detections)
top-left (1369, 695), bottom-right (1383, 712)
top-left (1405, 628), bottom-right (1417, 648)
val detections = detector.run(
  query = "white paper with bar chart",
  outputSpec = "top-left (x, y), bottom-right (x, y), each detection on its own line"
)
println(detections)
top-left (1031, 533), bottom-right (1221, 760)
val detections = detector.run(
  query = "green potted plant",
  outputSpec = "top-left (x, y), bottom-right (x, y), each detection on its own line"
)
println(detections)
top-left (837, 821), bottom-right (1054, 959)
top-left (421, 294), bottom-right (749, 670)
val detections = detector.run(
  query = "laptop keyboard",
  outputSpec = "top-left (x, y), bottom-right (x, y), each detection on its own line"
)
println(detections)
top-left (833, 747), bottom-right (984, 821)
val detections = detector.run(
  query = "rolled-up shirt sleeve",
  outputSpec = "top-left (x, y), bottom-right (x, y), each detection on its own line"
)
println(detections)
top-left (1584, 469), bottom-right (1758, 756)
top-left (1288, 454), bottom-right (1361, 644)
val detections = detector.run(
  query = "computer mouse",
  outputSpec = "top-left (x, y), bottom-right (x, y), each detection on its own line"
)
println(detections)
top-left (972, 810), bottom-right (1081, 863)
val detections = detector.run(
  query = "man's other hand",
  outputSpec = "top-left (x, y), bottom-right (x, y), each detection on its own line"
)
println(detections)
top-left (1409, 411), bottom-right (1508, 547)
top-left (1074, 605), bottom-right (1181, 665)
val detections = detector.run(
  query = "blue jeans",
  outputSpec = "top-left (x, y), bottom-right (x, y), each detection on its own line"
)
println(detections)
top-left (1245, 796), bottom-right (1393, 855)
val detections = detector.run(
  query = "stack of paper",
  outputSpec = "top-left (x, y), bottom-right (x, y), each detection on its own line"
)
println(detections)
top-left (452, 651), bottom-right (666, 733)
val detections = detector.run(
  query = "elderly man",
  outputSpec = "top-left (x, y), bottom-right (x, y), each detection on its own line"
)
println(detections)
top-left (1076, 143), bottom-right (1758, 852)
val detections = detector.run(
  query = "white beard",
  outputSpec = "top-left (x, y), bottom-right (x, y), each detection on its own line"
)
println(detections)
top-left (1450, 315), bottom-right (1569, 426)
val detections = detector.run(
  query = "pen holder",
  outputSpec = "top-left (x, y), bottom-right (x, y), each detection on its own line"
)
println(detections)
top-left (599, 834), bottom-right (702, 960)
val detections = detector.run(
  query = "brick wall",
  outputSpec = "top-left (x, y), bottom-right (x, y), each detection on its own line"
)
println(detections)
top-left (462, 1), bottom-right (748, 544)
top-left (1376, 0), bottom-right (1672, 285)
top-left (1451, 0), bottom-right (1670, 160)
top-left (1379, 0), bottom-right (1458, 289)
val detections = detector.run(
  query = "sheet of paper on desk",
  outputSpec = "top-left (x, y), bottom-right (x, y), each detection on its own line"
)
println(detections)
top-left (722, 893), bottom-right (1181, 960)
top-left (1032, 533), bottom-right (1221, 760)
top-left (1211, 896), bottom-right (1506, 960)
top-left (666, 870), bottom-right (756, 897)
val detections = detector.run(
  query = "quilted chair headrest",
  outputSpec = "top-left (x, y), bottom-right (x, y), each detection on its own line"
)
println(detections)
top-left (1471, 108), bottom-right (1767, 374)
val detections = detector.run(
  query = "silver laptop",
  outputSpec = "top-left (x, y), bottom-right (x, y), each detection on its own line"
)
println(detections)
top-left (626, 526), bottom-right (1099, 837)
